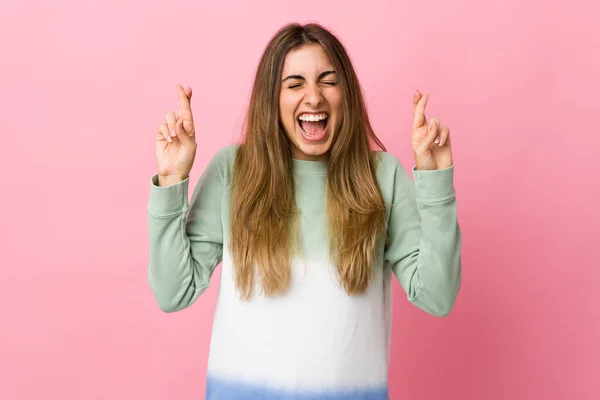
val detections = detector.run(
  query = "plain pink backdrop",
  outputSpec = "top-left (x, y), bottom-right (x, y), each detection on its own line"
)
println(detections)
top-left (1, 0), bottom-right (599, 399)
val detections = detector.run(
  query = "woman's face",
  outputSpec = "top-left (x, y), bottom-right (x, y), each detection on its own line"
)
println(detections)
top-left (279, 44), bottom-right (343, 161)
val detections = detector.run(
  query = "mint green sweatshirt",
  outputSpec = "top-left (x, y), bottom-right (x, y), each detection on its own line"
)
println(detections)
top-left (147, 144), bottom-right (461, 399)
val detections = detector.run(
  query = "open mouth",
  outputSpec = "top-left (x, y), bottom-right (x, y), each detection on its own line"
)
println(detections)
top-left (297, 113), bottom-right (329, 142)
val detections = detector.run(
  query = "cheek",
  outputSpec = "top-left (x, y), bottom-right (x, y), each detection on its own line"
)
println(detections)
top-left (326, 90), bottom-right (343, 114)
top-left (332, 95), bottom-right (344, 132)
top-left (279, 94), bottom-right (298, 124)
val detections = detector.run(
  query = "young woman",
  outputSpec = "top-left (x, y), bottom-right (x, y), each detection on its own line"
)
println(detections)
top-left (148, 22), bottom-right (461, 400)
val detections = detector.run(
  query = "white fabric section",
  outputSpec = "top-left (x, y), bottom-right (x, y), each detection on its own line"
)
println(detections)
top-left (206, 250), bottom-right (390, 391)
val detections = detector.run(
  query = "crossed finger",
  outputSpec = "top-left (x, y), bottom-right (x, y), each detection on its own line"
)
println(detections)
top-left (176, 85), bottom-right (195, 135)
top-left (412, 90), bottom-right (429, 129)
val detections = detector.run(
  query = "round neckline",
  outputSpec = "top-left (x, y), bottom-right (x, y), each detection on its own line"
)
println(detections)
top-left (292, 158), bottom-right (328, 174)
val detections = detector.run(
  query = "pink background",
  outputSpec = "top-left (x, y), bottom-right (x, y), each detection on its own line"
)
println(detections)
top-left (1, 0), bottom-right (599, 399)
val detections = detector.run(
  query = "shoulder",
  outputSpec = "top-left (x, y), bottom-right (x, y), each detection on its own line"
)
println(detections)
top-left (205, 143), bottom-right (240, 174)
top-left (200, 143), bottom-right (240, 189)
top-left (211, 143), bottom-right (240, 165)
top-left (373, 151), bottom-right (415, 204)
top-left (374, 150), bottom-right (410, 178)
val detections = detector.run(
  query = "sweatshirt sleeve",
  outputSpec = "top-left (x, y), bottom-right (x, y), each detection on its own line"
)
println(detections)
top-left (383, 154), bottom-right (462, 317)
top-left (146, 150), bottom-right (227, 313)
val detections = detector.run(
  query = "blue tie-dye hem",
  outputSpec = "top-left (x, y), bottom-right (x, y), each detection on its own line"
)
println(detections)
top-left (206, 375), bottom-right (389, 400)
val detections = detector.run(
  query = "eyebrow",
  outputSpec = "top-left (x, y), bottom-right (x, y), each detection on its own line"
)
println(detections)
top-left (282, 70), bottom-right (336, 82)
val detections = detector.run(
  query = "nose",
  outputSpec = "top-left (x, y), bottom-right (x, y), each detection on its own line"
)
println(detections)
top-left (304, 83), bottom-right (323, 108)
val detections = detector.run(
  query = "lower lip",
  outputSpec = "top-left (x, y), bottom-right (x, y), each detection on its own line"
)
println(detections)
top-left (298, 120), bottom-right (329, 142)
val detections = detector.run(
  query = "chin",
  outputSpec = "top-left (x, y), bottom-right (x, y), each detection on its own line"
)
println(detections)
top-left (295, 143), bottom-right (331, 160)
top-left (292, 135), bottom-right (334, 161)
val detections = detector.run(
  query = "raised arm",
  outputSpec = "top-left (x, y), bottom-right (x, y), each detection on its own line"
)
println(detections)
top-left (147, 85), bottom-right (224, 312)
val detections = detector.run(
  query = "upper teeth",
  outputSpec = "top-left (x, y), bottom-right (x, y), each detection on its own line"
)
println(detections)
top-left (298, 113), bottom-right (327, 122)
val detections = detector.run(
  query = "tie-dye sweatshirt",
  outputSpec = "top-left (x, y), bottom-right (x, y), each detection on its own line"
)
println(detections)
top-left (147, 144), bottom-right (462, 400)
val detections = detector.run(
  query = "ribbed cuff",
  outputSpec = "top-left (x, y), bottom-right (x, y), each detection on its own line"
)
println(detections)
top-left (147, 174), bottom-right (190, 215)
top-left (412, 164), bottom-right (455, 201)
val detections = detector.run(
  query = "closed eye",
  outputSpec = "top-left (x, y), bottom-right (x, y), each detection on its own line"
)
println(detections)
top-left (282, 71), bottom-right (337, 89)
top-left (288, 81), bottom-right (336, 89)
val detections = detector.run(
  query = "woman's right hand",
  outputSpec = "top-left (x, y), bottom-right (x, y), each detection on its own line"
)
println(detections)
top-left (155, 85), bottom-right (197, 186)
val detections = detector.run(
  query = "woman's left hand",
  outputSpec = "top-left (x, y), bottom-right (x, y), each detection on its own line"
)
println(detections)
top-left (411, 90), bottom-right (453, 171)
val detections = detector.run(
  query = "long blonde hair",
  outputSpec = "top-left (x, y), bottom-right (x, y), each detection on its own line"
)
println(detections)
top-left (230, 23), bottom-right (388, 299)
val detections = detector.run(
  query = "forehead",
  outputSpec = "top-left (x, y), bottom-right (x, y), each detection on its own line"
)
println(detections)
top-left (281, 44), bottom-right (334, 76)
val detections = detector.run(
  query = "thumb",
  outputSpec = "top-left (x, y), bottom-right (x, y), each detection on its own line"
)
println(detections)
top-left (418, 118), bottom-right (438, 152)
top-left (174, 118), bottom-right (195, 148)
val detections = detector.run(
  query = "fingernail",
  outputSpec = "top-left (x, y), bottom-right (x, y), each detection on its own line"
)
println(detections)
top-left (170, 129), bottom-right (176, 137)
top-left (434, 137), bottom-right (440, 144)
